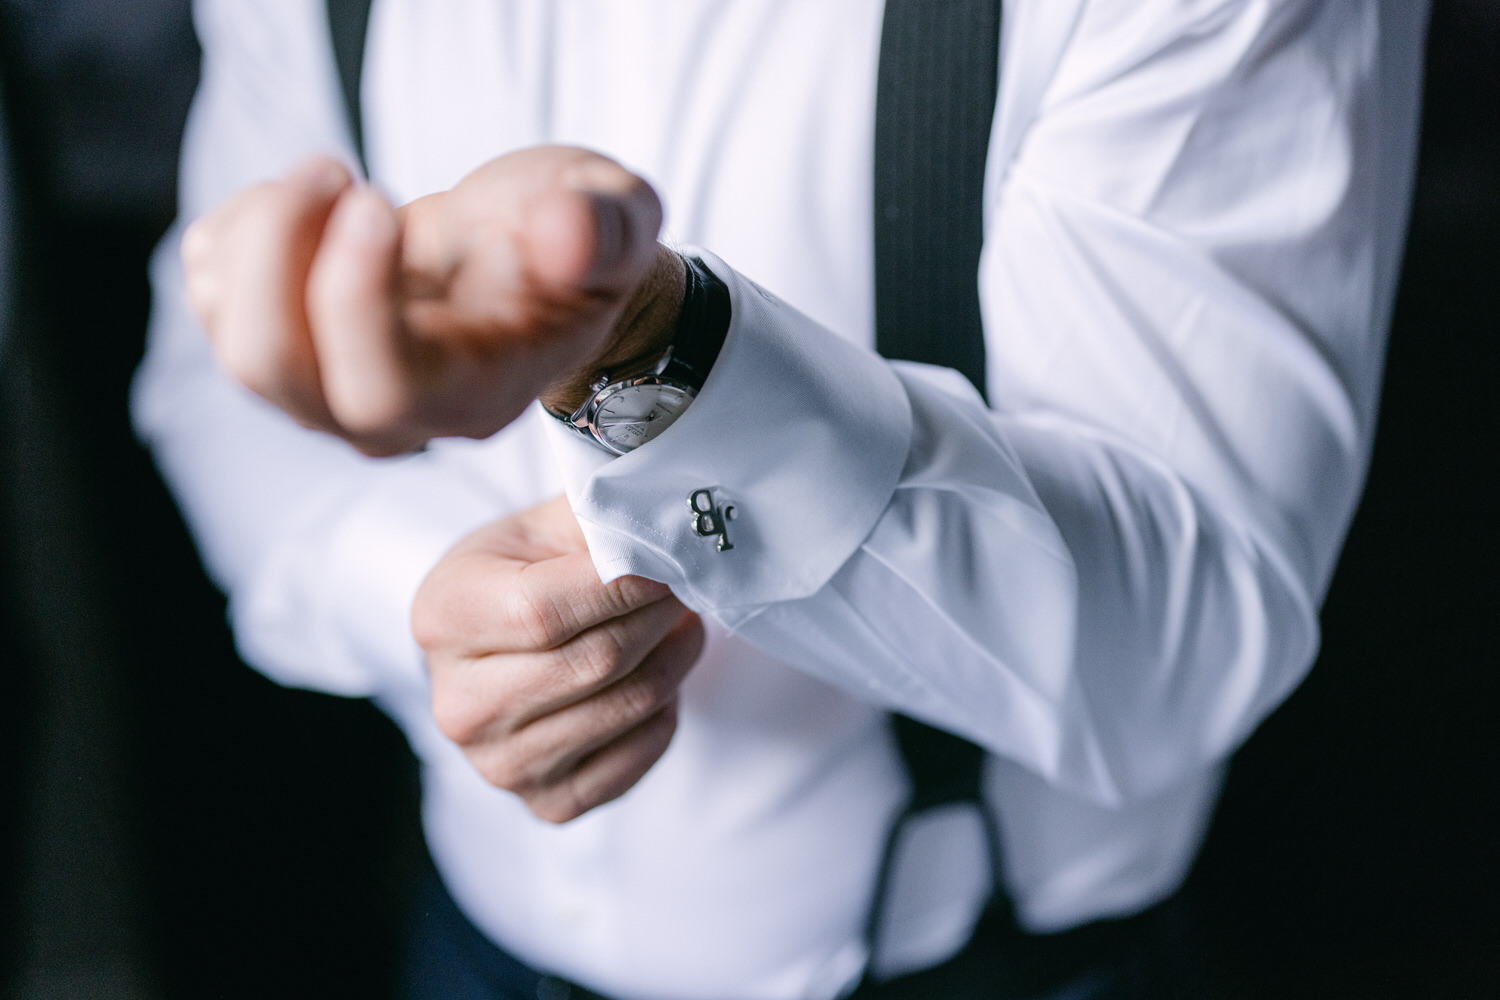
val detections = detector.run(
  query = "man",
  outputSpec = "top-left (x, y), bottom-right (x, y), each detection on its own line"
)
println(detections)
top-left (136, 1), bottom-right (1428, 997)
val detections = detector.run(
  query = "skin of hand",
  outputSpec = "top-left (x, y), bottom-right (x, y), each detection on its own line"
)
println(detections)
top-left (186, 149), bottom-right (700, 818)
top-left (181, 146), bottom-right (686, 456)
top-left (412, 495), bottom-right (704, 823)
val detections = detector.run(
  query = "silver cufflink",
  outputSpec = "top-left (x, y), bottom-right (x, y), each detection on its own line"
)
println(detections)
top-left (688, 488), bottom-right (735, 552)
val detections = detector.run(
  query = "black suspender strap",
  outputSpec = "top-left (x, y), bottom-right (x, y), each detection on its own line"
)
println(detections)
top-left (874, 0), bottom-right (1000, 400)
top-left (862, 0), bottom-right (1008, 985)
top-left (326, 0), bottom-right (374, 175)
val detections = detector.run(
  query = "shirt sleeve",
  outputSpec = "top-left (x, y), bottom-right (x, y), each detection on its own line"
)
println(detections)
top-left (132, 0), bottom-right (559, 699)
top-left (551, 0), bottom-right (1426, 806)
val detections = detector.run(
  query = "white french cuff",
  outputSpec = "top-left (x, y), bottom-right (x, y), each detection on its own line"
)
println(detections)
top-left (543, 250), bottom-right (913, 627)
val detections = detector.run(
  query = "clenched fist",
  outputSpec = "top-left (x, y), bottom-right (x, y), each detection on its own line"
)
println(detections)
top-left (182, 146), bottom-right (685, 455)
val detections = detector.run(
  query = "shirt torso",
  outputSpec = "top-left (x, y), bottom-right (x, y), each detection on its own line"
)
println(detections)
top-left (359, 4), bottom-right (1219, 998)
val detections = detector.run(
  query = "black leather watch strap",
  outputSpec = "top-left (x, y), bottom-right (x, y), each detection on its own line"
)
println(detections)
top-left (667, 255), bottom-right (731, 385)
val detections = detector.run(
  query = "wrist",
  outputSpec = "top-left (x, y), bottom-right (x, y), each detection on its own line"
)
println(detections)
top-left (543, 253), bottom-right (731, 456)
top-left (540, 245), bottom-right (686, 416)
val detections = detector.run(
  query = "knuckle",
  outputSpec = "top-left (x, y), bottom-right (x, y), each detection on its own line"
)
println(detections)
top-left (430, 686), bottom-right (488, 747)
top-left (529, 778), bottom-right (590, 825)
top-left (609, 672), bottom-right (668, 730)
top-left (599, 577), bottom-right (639, 617)
top-left (503, 585), bottom-right (569, 650)
top-left (323, 377), bottom-right (419, 440)
top-left (429, 697), bottom-right (471, 745)
top-left (560, 625), bottom-right (627, 690)
top-left (605, 575), bottom-right (671, 617)
top-left (480, 750), bottom-right (531, 795)
top-left (529, 791), bottom-right (583, 826)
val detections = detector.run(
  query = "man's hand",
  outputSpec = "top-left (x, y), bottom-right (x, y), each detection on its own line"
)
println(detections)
top-left (412, 496), bottom-right (703, 823)
top-left (182, 147), bottom-right (685, 456)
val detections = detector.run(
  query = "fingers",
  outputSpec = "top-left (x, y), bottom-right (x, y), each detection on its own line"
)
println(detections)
top-left (412, 496), bottom-right (590, 655)
top-left (526, 700), bottom-right (680, 824)
top-left (520, 608), bottom-right (704, 741)
top-left (305, 186), bottom-right (422, 455)
top-left (414, 541), bottom-right (670, 659)
top-left (184, 156), bottom-right (353, 428)
top-left (428, 585), bottom-right (693, 743)
top-left (184, 156), bottom-right (430, 454)
top-left (511, 558), bottom-right (678, 654)
top-left (189, 147), bottom-right (670, 453)
top-left (464, 612), bottom-right (705, 824)
top-left (182, 156), bottom-right (350, 326)
top-left (514, 590), bottom-right (699, 720)
top-left (416, 495), bottom-right (703, 823)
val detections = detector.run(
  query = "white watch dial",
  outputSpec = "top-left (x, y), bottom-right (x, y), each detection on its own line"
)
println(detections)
top-left (592, 382), bottom-right (695, 453)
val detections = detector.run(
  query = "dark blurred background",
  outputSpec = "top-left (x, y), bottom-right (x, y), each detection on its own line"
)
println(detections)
top-left (0, 3), bottom-right (1494, 998)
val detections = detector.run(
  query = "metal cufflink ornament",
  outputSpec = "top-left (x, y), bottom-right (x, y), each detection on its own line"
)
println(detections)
top-left (688, 488), bottom-right (736, 552)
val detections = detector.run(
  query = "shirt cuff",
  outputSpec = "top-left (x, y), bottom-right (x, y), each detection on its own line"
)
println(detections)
top-left (544, 250), bottom-right (912, 627)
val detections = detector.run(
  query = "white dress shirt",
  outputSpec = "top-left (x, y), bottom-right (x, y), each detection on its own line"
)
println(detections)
top-left (133, 2), bottom-right (1427, 997)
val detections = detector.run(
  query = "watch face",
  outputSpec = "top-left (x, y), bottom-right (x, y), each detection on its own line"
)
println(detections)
top-left (591, 380), bottom-right (696, 454)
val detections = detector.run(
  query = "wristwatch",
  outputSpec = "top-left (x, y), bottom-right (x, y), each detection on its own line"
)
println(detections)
top-left (548, 255), bottom-right (731, 455)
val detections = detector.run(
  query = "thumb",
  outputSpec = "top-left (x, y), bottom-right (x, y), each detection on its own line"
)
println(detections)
top-left (525, 162), bottom-right (664, 300)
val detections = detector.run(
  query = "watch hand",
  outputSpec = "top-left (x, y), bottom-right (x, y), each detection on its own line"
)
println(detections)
top-left (598, 412), bottom-right (661, 427)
